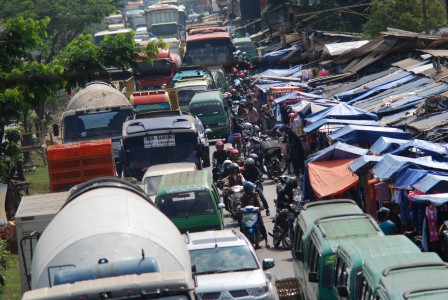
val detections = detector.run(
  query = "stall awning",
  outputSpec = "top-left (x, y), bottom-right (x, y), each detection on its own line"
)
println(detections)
top-left (308, 158), bottom-right (359, 198)
top-left (412, 174), bottom-right (448, 193)
top-left (389, 139), bottom-right (448, 157)
top-left (348, 155), bottom-right (383, 173)
top-left (409, 193), bottom-right (448, 206)
top-left (304, 119), bottom-right (379, 134)
top-left (328, 125), bottom-right (412, 145)
top-left (369, 137), bottom-right (410, 155)
top-left (305, 103), bottom-right (378, 123)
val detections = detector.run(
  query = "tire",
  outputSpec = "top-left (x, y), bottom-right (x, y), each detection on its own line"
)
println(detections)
top-left (282, 228), bottom-right (293, 250)
top-left (247, 231), bottom-right (256, 246)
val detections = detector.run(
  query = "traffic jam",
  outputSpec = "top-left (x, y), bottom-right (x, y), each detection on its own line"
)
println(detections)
top-left (9, 0), bottom-right (448, 299)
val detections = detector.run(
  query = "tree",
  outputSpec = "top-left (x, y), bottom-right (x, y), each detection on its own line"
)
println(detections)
top-left (0, 0), bottom-right (120, 62)
top-left (363, 0), bottom-right (447, 38)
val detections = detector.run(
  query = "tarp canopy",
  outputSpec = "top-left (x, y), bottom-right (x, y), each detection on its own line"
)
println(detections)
top-left (261, 45), bottom-right (302, 64)
top-left (302, 142), bottom-right (367, 200)
top-left (291, 100), bottom-right (328, 115)
top-left (253, 65), bottom-right (302, 79)
top-left (328, 125), bottom-right (412, 144)
top-left (322, 40), bottom-right (369, 57)
top-left (274, 91), bottom-right (324, 104)
top-left (409, 193), bottom-right (448, 206)
top-left (305, 103), bottom-right (378, 124)
top-left (394, 168), bottom-right (430, 190)
top-left (372, 154), bottom-right (448, 181)
top-left (308, 158), bottom-right (359, 198)
top-left (412, 174), bottom-right (448, 193)
top-left (304, 119), bottom-right (379, 134)
top-left (369, 137), bottom-right (411, 155)
top-left (348, 155), bottom-right (383, 173)
top-left (388, 139), bottom-right (448, 157)
top-left (306, 141), bottom-right (368, 163)
top-left (254, 81), bottom-right (307, 93)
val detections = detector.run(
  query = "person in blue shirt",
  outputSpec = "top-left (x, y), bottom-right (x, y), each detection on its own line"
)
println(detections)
top-left (377, 208), bottom-right (398, 235)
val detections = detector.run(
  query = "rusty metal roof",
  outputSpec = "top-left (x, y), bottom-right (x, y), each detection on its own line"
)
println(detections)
top-left (392, 58), bottom-right (425, 69)
top-left (419, 49), bottom-right (448, 58)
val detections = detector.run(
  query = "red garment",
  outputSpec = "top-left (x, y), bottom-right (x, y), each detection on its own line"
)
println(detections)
top-left (427, 205), bottom-right (439, 242)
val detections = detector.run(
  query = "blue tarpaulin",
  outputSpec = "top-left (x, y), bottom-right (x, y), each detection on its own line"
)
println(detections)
top-left (388, 139), bottom-right (448, 157)
top-left (304, 119), bottom-right (379, 134)
top-left (261, 45), bottom-right (302, 64)
top-left (412, 174), bottom-right (448, 193)
top-left (274, 91), bottom-right (324, 104)
top-left (305, 103), bottom-right (378, 123)
top-left (302, 142), bottom-right (368, 200)
top-left (372, 154), bottom-right (448, 181)
top-left (394, 168), bottom-right (430, 190)
top-left (409, 193), bottom-right (448, 206)
top-left (253, 65), bottom-right (302, 78)
top-left (328, 125), bottom-right (412, 145)
top-left (369, 137), bottom-right (410, 155)
top-left (348, 155), bottom-right (383, 173)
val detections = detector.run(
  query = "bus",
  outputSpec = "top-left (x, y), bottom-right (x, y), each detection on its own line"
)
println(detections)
top-left (130, 90), bottom-right (173, 113)
top-left (184, 27), bottom-right (234, 69)
top-left (94, 28), bottom-right (133, 46)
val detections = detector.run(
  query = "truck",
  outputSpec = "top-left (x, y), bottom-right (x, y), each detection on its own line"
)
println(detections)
top-left (130, 89), bottom-right (179, 113)
top-left (134, 47), bottom-right (181, 90)
top-left (18, 178), bottom-right (195, 299)
top-left (145, 3), bottom-right (182, 54)
top-left (121, 111), bottom-right (210, 181)
top-left (60, 82), bottom-right (134, 169)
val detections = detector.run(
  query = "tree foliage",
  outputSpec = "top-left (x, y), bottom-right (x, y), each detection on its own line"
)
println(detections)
top-left (0, 0), bottom-right (119, 62)
top-left (363, 0), bottom-right (447, 38)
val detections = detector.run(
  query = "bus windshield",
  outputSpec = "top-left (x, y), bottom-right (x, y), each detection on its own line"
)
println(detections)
top-left (158, 191), bottom-right (215, 218)
top-left (189, 101), bottom-right (224, 116)
top-left (63, 109), bottom-right (133, 141)
top-left (177, 86), bottom-right (208, 108)
top-left (186, 39), bottom-right (231, 66)
top-left (123, 132), bottom-right (198, 180)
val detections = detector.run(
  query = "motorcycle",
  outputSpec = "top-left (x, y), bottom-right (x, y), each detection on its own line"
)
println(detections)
top-left (265, 147), bottom-right (287, 179)
top-left (240, 205), bottom-right (263, 248)
top-left (270, 202), bottom-right (300, 249)
top-left (225, 185), bottom-right (244, 221)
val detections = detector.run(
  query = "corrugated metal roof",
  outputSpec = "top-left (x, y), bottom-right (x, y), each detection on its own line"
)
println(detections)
top-left (407, 63), bottom-right (434, 74)
top-left (392, 58), bottom-right (425, 69)
top-left (419, 49), bottom-right (448, 58)
top-left (408, 111), bottom-right (448, 131)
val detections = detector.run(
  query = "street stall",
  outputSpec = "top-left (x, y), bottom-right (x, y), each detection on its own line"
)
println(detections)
top-left (328, 125), bottom-right (412, 147)
top-left (369, 136), bottom-right (410, 155)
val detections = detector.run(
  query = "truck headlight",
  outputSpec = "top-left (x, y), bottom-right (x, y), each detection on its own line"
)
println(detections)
top-left (247, 285), bottom-right (269, 297)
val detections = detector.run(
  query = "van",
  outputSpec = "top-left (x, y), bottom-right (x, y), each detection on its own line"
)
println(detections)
top-left (155, 170), bottom-right (225, 233)
top-left (360, 252), bottom-right (448, 300)
top-left (189, 90), bottom-right (230, 139)
top-left (303, 214), bottom-right (383, 299)
top-left (142, 162), bottom-right (197, 201)
top-left (333, 235), bottom-right (421, 300)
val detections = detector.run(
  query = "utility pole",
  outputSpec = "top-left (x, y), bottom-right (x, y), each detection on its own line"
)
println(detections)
top-left (422, 0), bottom-right (430, 34)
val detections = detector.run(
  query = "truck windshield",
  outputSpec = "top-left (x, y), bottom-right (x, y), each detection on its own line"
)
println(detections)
top-left (123, 132), bottom-right (198, 180)
top-left (189, 101), bottom-right (224, 116)
top-left (190, 246), bottom-right (258, 274)
top-left (152, 23), bottom-right (178, 39)
top-left (158, 190), bottom-right (215, 218)
top-left (63, 109), bottom-right (133, 141)
top-left (186, 39), bottom-right (231, 66)
top-left (178, 86), bottom-right (207, 108)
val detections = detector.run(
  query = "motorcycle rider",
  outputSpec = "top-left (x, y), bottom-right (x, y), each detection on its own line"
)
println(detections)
top-left (223, 163), bottom-right (245, 211)
top-left (276, 178), bottom-right (298, 210)
top-left (212, 141), bottom-right (228, 181)
top-left (240, 181), bottom-right (270, 248)
top-left (242, 158), bottom-right (270, 216)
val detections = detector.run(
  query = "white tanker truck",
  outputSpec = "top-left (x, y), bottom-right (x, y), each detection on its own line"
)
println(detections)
top-left (20, 178), bottom-right (196, 299)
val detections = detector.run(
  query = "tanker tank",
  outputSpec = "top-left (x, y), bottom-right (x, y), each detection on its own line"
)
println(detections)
top-left (23, 178), bottom-right (195, 299)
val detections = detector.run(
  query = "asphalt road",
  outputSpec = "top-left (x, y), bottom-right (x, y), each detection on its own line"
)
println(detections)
top-left (208, 142), bottom-right (295, 281)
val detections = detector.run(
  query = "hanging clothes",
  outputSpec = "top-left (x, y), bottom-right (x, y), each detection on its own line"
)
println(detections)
top-left (375, 181), bottom-right (391, 202)
top-left (427, 205), bottom-right (439, 242)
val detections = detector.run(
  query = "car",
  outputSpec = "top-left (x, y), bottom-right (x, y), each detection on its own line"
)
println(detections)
top-left (185, 229), bottom-right (278, 300)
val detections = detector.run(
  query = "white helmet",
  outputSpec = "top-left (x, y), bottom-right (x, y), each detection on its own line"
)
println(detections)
top-left (243, 122), bottom-right (253, 131)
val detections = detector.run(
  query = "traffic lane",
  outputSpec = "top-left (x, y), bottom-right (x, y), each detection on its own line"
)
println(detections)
top-left (208, 144), bottom-right (295, 281)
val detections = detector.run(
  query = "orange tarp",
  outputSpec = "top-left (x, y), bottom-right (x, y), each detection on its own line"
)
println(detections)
top-left (308, 158), bottom-right (359, 198)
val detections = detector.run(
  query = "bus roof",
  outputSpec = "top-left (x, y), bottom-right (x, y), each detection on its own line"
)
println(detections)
top-left (94, 28), bottom-right (132, 37)
top-left (145, 3), bottom-right (178, 11)
top-left (186, 31), bottom-right (231, 42)
top-left (130, 90), bottom-right (169, 105)
top-left (123, 113), bottom-right (198, 136)
top-left (158, 170), bottom-right (213, 194)
top-left (174, 79), bottom-right (210, 88)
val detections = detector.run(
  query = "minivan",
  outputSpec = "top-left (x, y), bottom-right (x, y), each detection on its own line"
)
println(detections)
top-left (155, 170), bottom-right (225, 233)
top-left (189, 90), bottom-right (230, 140)
top-left (291, 200), bottom-right (371, 299)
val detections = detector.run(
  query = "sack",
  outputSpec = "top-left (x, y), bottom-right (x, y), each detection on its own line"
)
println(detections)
top-left (228, 133), bottom-right (234, 143)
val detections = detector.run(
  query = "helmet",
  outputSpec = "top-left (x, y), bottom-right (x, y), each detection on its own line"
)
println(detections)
top-left (230, 149), bottom-right (240, 160)
top-left (249, 153), bottom-right (258, 160)
top-left (231, 88), bottom-right (236, 93)
top-left (243, 181), bottom-right (255, 191)
top-left (286, 178), bottom-right (298, 190)
top-left (230, 163), bottom-right (240, 170)
top-left (244, 158), bottom-right (255, 166)
top-left (216, 140), bottom-right (224, 149)
top-left (243, 122), bottom-right (253, 131)
top-left (240, 99), bottom-right (247, 104)
top-left (231, 67), bottom-right (237, 74)
top-left (239, 72), bottom-right (245, 78)
top-left (223, 159), bottom-right (232, 169)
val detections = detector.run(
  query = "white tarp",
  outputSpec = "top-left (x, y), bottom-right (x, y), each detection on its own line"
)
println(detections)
top-left (322, 40), bottom-right (369, 57)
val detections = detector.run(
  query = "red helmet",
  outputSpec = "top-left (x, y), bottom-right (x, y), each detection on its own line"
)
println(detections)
top-left (232, 67), bottom-right (237, 74)
top-left (230, 148), bottom-right (239, 155)
top-left (239, 72), bottom-right (245, 78)
top-left (216, 140), bottom-right (224, 146)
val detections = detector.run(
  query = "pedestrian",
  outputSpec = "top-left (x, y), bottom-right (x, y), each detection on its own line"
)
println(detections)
top-left (247, 102), bottom-right (259, 125)
top-left (377, 207), bottom-right (398, 235)
top-left (389, 203), bottom-right (403, 234)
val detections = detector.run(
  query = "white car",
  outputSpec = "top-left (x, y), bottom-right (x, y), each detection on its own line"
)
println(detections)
top-left (185, 230), bottom-right (278, 300)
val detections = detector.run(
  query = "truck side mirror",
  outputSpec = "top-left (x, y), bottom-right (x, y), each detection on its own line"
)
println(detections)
top-left (52, 123), bottom-right (60, 137)
top-left (338, 286), bottom-right (349, 297)
top-left (308, 272), bottom-right (318, 283)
